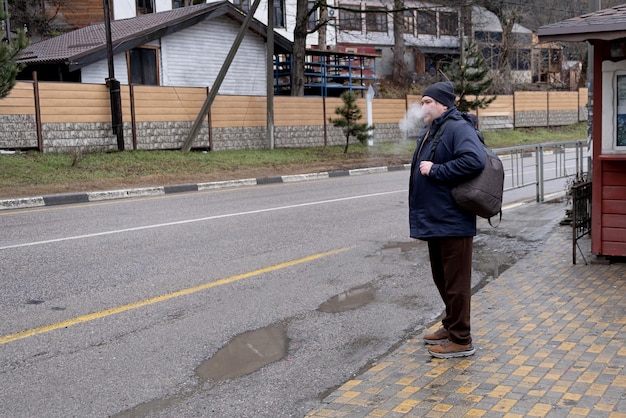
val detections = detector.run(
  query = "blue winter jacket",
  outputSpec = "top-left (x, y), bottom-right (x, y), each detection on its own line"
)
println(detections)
top-left (409, 108), bottom-right (485, 240)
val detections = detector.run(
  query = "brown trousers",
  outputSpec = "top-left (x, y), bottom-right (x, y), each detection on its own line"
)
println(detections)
top-left (427, 237), bottom-right (473, 345)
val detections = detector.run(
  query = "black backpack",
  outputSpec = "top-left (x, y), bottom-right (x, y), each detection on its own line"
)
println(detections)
top-left (429, 113), bottom-right (504, 225)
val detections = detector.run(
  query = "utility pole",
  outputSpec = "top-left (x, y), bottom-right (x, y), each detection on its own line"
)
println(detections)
top-left (2, 0), bottom-right (10, 42)
top-left (103, 0), bottom-right (124, 150)
top-left (587, 0), bottom-right (600, 146)
top-left (267, 0), bottom-right (275, 149)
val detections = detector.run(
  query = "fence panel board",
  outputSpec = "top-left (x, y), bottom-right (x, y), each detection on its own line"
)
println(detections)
top-left (275, 97), bottom-right (325, 126)
top-left (211, 95), bottom-right (267, 127)
top-left (0, 82), bottom-right (35, 115)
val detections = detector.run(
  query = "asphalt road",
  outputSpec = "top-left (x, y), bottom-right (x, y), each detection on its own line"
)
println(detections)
top-left (0, 170), bottom-right (564, 417)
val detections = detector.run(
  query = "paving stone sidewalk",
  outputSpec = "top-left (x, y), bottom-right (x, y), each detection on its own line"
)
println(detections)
top-left (306, 205), bottom-right (626, 417)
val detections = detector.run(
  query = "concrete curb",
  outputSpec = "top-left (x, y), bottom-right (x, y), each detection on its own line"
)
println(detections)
top-left (0, 164), bottom-right (412, 211)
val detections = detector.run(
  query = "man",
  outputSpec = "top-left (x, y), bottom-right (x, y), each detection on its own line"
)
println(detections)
top-left (409, 81), bottom-right (485, 358)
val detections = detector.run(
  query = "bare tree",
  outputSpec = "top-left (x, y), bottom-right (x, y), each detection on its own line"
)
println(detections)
top-left (391, 0), bottom-right (408, 85)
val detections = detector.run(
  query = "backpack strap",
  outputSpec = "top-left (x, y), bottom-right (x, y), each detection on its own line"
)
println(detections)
top-left (427, 119), bottom-right (452, 161)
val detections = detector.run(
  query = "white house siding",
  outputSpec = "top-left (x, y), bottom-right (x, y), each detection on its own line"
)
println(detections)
top-left (81, 53), bottom-right (131, 84)
top-left (113, 0), bottom-right (136, 19)
top-left (160, 18), bottom-right (267, 95)
top-left (224, 0), bottom-right (338, 47)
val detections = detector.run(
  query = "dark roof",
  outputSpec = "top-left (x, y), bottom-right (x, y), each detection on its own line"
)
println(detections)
top-left (538, 3), bottom-right (626, 42)
top-left (18, 1), bottom-right (292, 70)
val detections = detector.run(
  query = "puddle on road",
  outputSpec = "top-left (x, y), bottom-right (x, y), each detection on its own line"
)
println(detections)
top-left (317, 284), bottom-right (377, 313)
top-left (196, 323), bottom-right (288, 382)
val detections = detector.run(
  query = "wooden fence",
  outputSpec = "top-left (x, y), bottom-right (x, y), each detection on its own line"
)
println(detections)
top-left (0, 81), bottom-right (589, 152)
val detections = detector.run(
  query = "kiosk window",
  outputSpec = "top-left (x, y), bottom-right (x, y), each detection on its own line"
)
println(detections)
top-left (618, 75), bottom-right (626, 146)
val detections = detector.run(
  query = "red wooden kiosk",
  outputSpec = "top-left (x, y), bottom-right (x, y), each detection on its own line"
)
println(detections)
top-left (539, 5), bottom-right (626, 259)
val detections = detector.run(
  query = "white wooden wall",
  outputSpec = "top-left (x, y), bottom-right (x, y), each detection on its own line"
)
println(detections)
top-left (80, 17), bottom-right (268, 96)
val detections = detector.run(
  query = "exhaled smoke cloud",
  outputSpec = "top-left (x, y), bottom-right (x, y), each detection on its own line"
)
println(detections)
top-left (399, 102), bottom-right (425, 137)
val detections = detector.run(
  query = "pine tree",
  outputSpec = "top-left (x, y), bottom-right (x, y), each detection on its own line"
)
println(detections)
top-left (445, 39), bottom-right (495, 113)
top-left (329, 91), bottom-right (373, 154)
top-left (0, 2), bottom-right (29, 99)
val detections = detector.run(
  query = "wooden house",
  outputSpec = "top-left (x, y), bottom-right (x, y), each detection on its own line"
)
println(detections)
top-left (539, 4), bottom-right (626, 258)
top-left (16, 2), bottom-right (292, 96)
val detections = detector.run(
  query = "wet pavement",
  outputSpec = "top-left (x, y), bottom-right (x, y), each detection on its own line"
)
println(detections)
top-left (305, 198), bottom-right (626, 417)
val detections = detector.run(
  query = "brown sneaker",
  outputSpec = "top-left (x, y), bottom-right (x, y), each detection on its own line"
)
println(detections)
top-left (428, 339), bottom-right (475, 358)
top-left (423, 326), bottom-right (449, 345)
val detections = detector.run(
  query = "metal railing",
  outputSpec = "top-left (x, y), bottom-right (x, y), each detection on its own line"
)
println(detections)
top-left (494, 140), bottom-right (589, 202)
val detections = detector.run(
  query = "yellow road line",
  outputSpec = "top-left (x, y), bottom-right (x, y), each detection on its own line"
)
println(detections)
top-left (0, 247), bottom-right (352, 345)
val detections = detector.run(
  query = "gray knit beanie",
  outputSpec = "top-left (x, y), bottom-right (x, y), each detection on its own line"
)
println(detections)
top-left (423, 81), bottom-right (456, 108)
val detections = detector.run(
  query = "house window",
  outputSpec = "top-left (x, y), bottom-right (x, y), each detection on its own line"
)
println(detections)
top-left (307, 1), bottom-right (318, 31)
top-left (403, 10), bottom-right (414, 35)
top-left (129, 47), bottom-right (158, 85)
top-left (338, 4), bottom-right (361, 31)
top-left (274, 0), bottom-right (286, 28)
top-left (137, 0), bottom-right (154, 14)
top-left (416, 10), bottom-right (436, 35)
top-left (439, 11), bottom-right (457, 36)
top-left (366, 7), bottom-right (386, 33)
top-left (233, 0), bottom-right (250, 12)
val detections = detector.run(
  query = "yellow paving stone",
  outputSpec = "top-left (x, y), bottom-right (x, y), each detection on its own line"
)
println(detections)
top-left (552, 333), bottom-right (568, 342)
top-left (503, 337), bottom-right (521, 346)
top-left (578, 371), bottom-right (599, 383)
top-left (368, 409), bottom-right (388, 417)
top-left (485, 374), bottom-right (507, 385)
top-left (346, 397), bottom-right (371, 406)
top-left (539, 360), bottom-right (556, 368)
top-left (506, 346), bottom-right (524, 356)
top-left (601, 330), bottom-right (617, 338)
top-left (551, 382), bottom-right (572, 393)
top-left (400, 386), bottom-right (420, 394)
top-left (613, 375), bottom-right (626, 387)
top-left (618, 346), bottom-right (626, 356)
top-left (400, 399), bottom-right (420, 407)
top-left (465, 394), bottom-right (484, 403)
top-left (370, 362), bottom-right (393, 372)
top-left (570, 407), bottom-right (590, 415)
top-left (595, 356), bottom-right (611, 363)
top-left (493, 399), bottom-right (517, 412)
top-left (512, 365), bottom-right (533, 376)
top-left (392, 405), bottom-right (413, 413)
top-left (585, 383), bottom-right (608, 397)
top-left (579, 335), bottom-right (597, 345)
top-left (482, 364), bottom-right (501, 373)
top-left (527, 389), bottom-right (547, 397)
top-left (457, 381), bottom-right (480, 394)
top-left (339, 380), bottom-right (362, 390)
top-left (365, 387), bottom-right (383, 394)
top-left (537, 312), bottom-right (552, 319)
top-left (464, 409), bottom-right (487, 417)
top-left (594, 403), bottom-right (614, 412)
top-left (489, 385), bottom-right (512, 398)
top-left (509, 355), bottom-right (529, 365)
top-left (518, 377), bottom-right (540, 389)
top-left (587, 344), bottom-right (604, 354)
top-left (557, 341), bottom-right (576, 351)
top-left (453, 359), bottom-right (473, 370)
top-left (432, 403), bottom-right (453, 412)
top-left (521, 324), bottom-right (537, 332)
top-left (341, 391), bottom-right (360, 399)
top-left (527, 403), bottom-right (552, 417)
top-left (560, 392), bottom-right (582, 403)
top-left (545, 371), bottom-right (563, 380)
top-left (396, 377), bottom-right (416, 385)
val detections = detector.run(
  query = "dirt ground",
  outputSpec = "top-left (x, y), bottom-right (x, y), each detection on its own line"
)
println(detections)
top-left (1, 155), bottom-right (412, 200)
